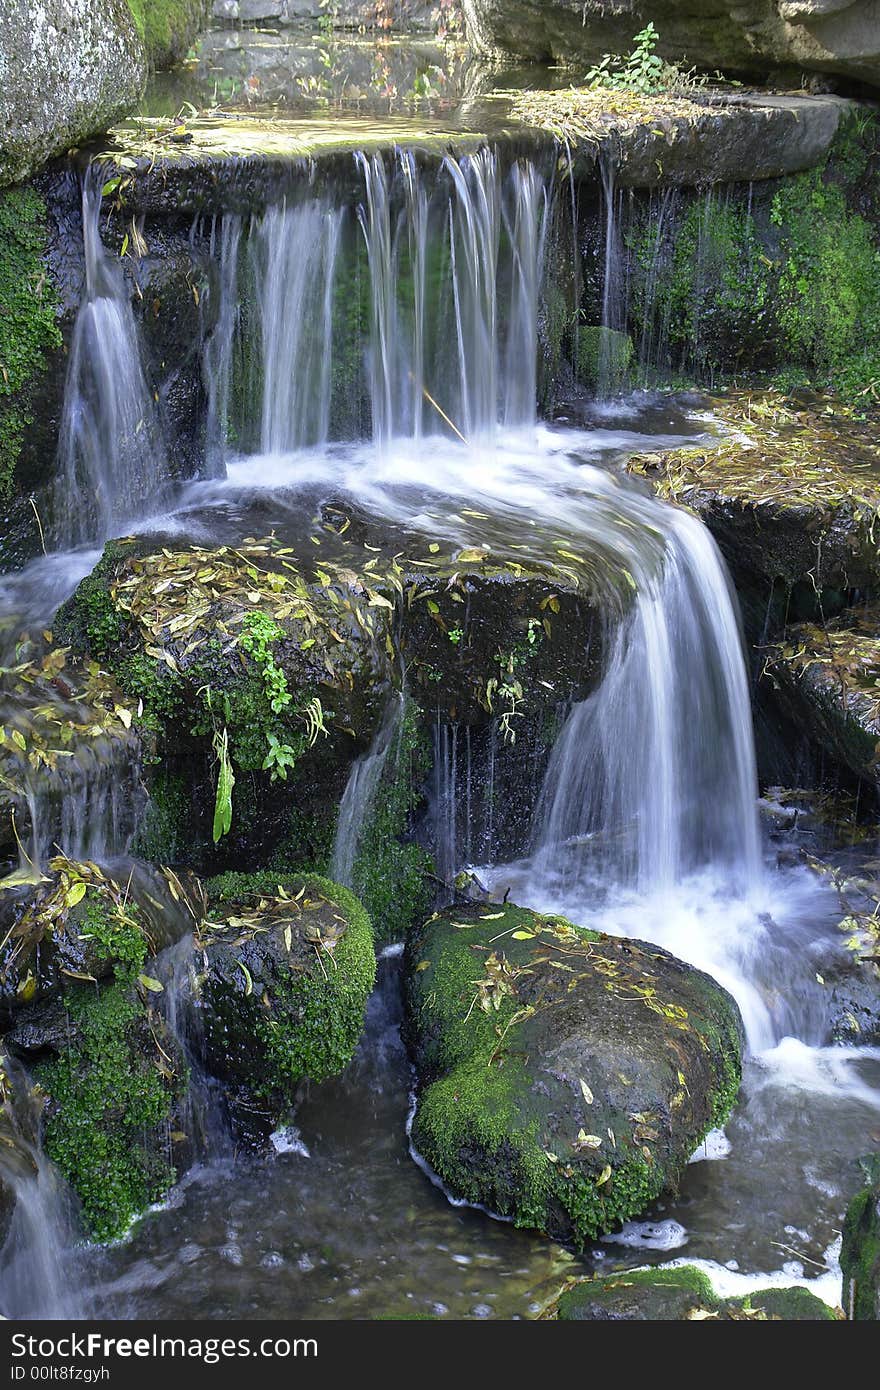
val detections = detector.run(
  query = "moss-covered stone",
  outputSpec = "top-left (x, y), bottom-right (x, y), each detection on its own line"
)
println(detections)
top-left (555, 1264), bottom-right (839, 1320)
top-left (763, 604), bottom-right (880, 796)
top-left (197, 871), bottom-right (375, 1100)
top-left (405, 902), bottom-right (743, 1248)
top-left (31, 871), bottom-right (184, 1242)
top-left (842, 1169), bottom-right (880, 1320)
top-left (126, 0), bottom-right (206, 71)
top-left (0, 187), bottom-right (62, 505)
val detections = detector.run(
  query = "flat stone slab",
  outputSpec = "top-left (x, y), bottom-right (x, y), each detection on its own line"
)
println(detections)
top-left (89, 89), bottom-right (859, 212)
top-left (627, 392), bottom-right (880, 590)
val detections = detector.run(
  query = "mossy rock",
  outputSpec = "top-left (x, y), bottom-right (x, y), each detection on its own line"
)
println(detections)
top-left (0, 860), bottom-right (153, 1025)
top-left (842, 1165), bottom-right (880, 1320)
top-left (405, 903), bottom-right (743, 1249)
top-left (127, 0), bottom-right (207, 71)
top-left (196, 872), bottom-right (375, 1100)
top-left (556, 1265), bottom-right (839, 1320)
top-left (29, 869), bottom-right (186, 1242)
top-left (575, 326), bottom-right (633, 394)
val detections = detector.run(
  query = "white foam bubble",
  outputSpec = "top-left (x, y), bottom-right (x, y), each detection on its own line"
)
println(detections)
top-left (603, 1219), bottom-right (689, 1252)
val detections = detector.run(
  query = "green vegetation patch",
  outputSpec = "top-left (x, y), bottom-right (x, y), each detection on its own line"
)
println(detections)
top-left (32, 860), bottom-right (181, 1242)
top-left (555, 1264), bottom-right (839, 1320)
top-left (0, 187), bottom-right (62, 501)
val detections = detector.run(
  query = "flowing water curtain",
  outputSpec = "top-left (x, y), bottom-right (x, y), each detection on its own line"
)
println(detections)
top-left (55, 175), bottom-right (168, 549)
top-left (445, 149), bottom-right (501, 443)
top-left (203, 213), bottom-right (243, 475)
top-left (255, 198), bottom-right (343, 454)
top-left (0, 1057), bottom-right (82, 1319)
top-left (503, 160), bottom-right (548, 428)
top-left (534, 504), bottom-right (760, 895)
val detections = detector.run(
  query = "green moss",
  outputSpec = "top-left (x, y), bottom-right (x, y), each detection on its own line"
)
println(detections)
top-left (52, 543), bottom-right (132, 658)
top-left (350, 697), bottom-right (433, 944)
top-left (205, 871), bottom-right (376, 1093)
top-left (0, 187), bottom-right (62, 501)
top-left (131, 767), bottom-right (190, 862)
top-left (632, 196), bottom-right (773, 377)
top-left (842, 1179), bottom-right (880, 1320)
top-left (34, 892), bottom-right (177, 1243)
top-left (771, 170), bottom-right (880, 394)
top-left (409, 903), bottom-right (742, 1246)
top-left (575, 325), bottom-right (633, 392)
top-left (126, 0), bottom-right (204, 69)
top-left (557, 1265), bottom-right (837, 1320)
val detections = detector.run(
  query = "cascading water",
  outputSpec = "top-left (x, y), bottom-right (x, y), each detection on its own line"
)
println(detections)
top-left (203, 213), bottom-right (242, 476)
top-left (331, 695), bottom-right (405, 889)
top-left (0, 1056), bottom-right (83, 1319)
top-left (534, 502), bottom-right (761, 895)
top-left (255, 200), bottom-right (343, 453)
top-left (55, 176), bottom-right (167, 549)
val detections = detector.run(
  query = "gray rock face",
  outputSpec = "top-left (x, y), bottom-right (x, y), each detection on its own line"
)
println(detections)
top-left (0, 0), bottom-right (147, 186)
top-left (461, 0), bottom-right (880, 90)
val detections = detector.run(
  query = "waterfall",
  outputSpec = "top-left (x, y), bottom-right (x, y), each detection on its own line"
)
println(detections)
top-left (534, 504), bottom-right (761, 895)
top-left (159, 935), bottom-right (232, 1162)
top-left (0, 1056), bottom-right (82, 1319)
top-left (255, 200), bottom-right (343, 454)
top-left (503, 161), bottom-right (547, 426)
top-left (204, 213), bottom-right (242, 476)
top-left (55, 176), bottom-right (167, 548)
top-left (331, 696), bottom-right (404, 888)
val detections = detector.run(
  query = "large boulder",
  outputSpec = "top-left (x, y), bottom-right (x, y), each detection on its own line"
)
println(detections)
top-left (461, 0), bottom-right (880, 91)
top-left (842, 1159), bottom-right (880, 1319)
top-left (0, 1), bottom-right (146, 188)
top-left (405, 902), bottom-right (743, 1248)
top-left (555, 1264), bottom-right (839, 1319)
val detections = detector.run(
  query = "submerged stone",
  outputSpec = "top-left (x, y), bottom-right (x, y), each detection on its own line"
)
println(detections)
top-left (405, 902), bottom-right (743, 1249)
top-left (196, 871), bottom-right (376, 1102)
top-left (554, 1264), bottom-right (839, 1320)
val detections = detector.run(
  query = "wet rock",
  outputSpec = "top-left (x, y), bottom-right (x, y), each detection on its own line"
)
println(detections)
top-left (842, 1160), bottom-right (880, 1319)
top-left (628, 393), bottom-right (880, 596)
top-left (57, 512), bottom-right (606, 875)
top-left (195, 871), bottom-right (376, 1102)
top-left (0, 2), bottom-right (147, 187)
top-left (461, 0), bottom-right (880, 91)
top-left (555, 1264), bottom-right (839, 1319)
top-left (762, 604), bottom-right (880, 795)
top-left (405, 902), bottom-right (743, 1248)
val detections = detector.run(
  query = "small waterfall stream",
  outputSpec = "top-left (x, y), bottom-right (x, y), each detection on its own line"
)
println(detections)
top-left (0, 1056), bottom-right (83, 1319)
top-left (331, 696), bottom-right (404, 889)
top-left (55, 175), bottom-right (167, 548)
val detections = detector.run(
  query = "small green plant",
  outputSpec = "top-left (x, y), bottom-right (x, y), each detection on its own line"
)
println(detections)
top-left (212, 724), bottom-right (234, 843)
top-left (585, 23), bottom-right (706, 95)
top-left (447, 627), bottom-right (464, 645)
top-left (303, 696), bottom-right (329, 747)
top-left (239, 610), bottom-right (291, 714)
top-left (262, 732), bottom-right (301, 783)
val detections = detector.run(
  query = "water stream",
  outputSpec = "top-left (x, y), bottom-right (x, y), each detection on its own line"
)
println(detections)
top-left (0, 143), bottom-right (877, 1318)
